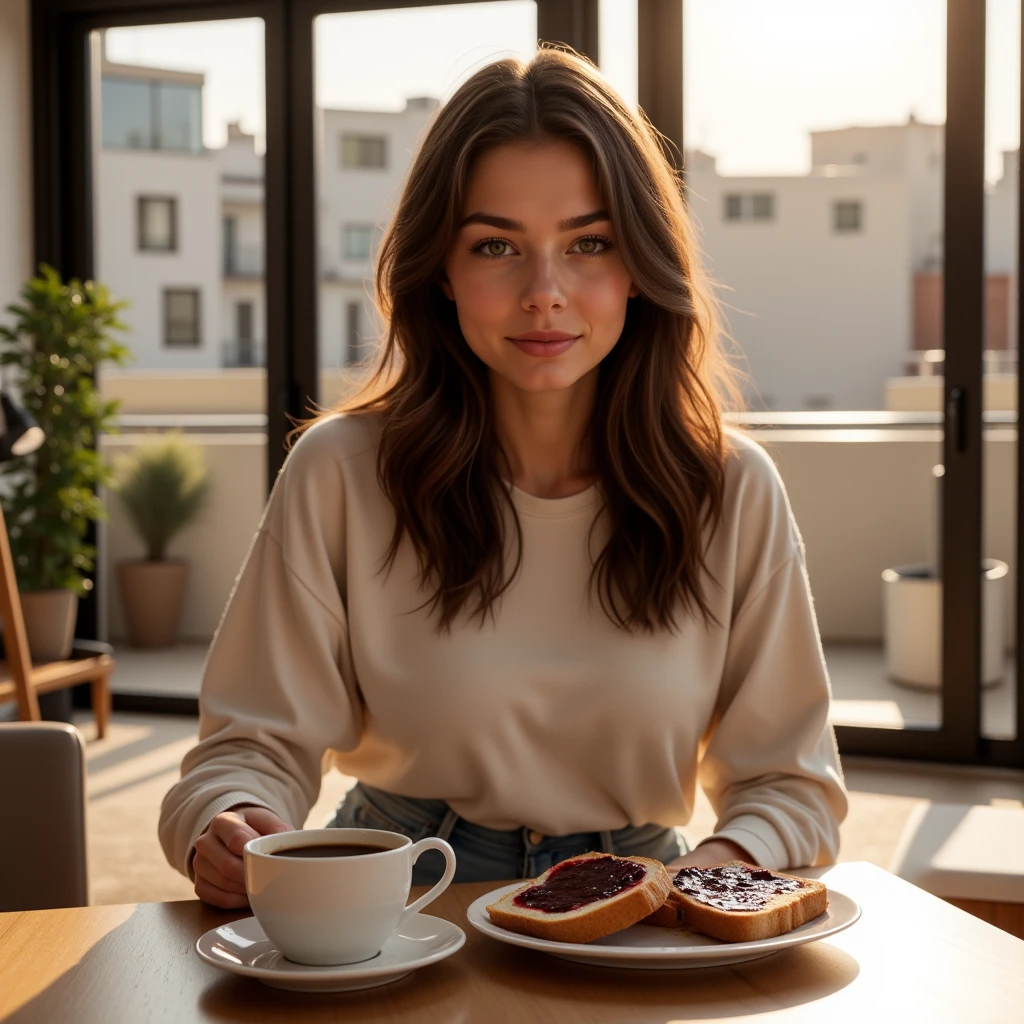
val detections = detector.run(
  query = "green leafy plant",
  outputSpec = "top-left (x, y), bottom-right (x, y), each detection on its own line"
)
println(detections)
top-left (114, 434), bottom-right (210, 561)
top-left (0, 264), bottom-right (131, 595)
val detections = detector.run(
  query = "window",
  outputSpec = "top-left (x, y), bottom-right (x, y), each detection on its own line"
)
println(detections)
top-left (101, 77), bottom-right (202, 154)
top-left (346, 301), bottom-right (361, 365)
top-left (751, 194), bottom-right (774, 220)
top-left (343, 224), bottom-right (374, 260)
top-left (236, 301), bottom-right (254, 341)
top-left (102, 78), bottom-right (152, 149)
top-left (155, 82), bottom-right (202, 153)
top-left (834, 200), bottom-right (863, 233)
top-left (163, 288), bottom-right (201, 347)
top-left (724, 193), bottom-right (775, 222)
top-left (340, 134), bottom-right (388, 169)
top-left (137, 197), bottom-right (177, 251)
top-left (223, 215), bottom-right (237, 273)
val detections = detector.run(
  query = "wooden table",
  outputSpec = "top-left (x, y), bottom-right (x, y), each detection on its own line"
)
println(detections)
top-left (1, 862), bottom-right (1022, 1023)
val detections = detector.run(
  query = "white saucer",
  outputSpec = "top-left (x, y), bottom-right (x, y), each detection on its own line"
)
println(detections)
top-left (467, 883), bottom-right (861, 970)
top-left (195, 913), bottom-right (466, 992)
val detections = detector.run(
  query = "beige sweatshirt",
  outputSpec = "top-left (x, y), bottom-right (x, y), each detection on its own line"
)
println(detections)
top-left (159, 412), bottom-right (848, 878)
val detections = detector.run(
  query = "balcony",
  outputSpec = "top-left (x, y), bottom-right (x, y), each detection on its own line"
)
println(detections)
top-left (222, 242), bottom-right (264, 278)
top-left (94, 383), bottom-right (1019, 748)
top-left (220, 337), bottom-right (265, 367)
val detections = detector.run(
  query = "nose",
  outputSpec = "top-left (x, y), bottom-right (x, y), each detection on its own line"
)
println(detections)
top-left (520, 257), bottom-right (567, 315)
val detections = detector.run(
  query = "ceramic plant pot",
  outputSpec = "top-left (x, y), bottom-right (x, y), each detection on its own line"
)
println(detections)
top-left (117, 559), bottom-right (189, 648)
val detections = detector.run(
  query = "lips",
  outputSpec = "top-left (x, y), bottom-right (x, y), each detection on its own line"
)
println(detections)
top-left (509, 331), bottom-right (579, 343)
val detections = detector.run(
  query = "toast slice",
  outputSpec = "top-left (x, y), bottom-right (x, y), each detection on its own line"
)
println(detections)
top-left (486, 851), bottom-right (672, 944)
top-left (644, 861), bottom-right (828, 942)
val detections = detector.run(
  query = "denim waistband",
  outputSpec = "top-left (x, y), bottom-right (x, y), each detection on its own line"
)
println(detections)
top-left (356, 782), bottom-right (674, 850)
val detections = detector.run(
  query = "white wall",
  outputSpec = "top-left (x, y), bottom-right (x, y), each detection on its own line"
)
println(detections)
top-left (94, 417), bottom-right (1017, 647)
top-left (317, 101), bottom-right (435, 368)
top-left (95, 149), bottom-right (221, 368)
top-left (0, 0), bottom-right (31, 312)
top-left (688, 171), bottom-right (912, 410)
top-left (100, 433), bottom-right (267, 641)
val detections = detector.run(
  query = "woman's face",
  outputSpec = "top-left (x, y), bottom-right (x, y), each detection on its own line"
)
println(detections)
top-left (441, 139), bottom-right (638, 398)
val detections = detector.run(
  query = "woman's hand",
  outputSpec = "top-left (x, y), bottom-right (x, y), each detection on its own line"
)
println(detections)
top-left (193, 805), bottom-right (294, 908)
top-left (666, 838), bottom-right (755, 874)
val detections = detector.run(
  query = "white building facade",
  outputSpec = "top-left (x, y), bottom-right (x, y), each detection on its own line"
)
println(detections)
top-left (688, 118), bottom-right (1017, 409)
top-left (94, 52), bottom-right (1017, 412)
top-left (95, 52), bottom-right (435, 381)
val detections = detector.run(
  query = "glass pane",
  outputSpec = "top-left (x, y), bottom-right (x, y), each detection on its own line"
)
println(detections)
top-left (156, 82), bottom-right (203, 154)
top-left (982, 0), bottom-right (1020, 741)
top-left (140, 197), bottom-right (174, 249)
top-left (685, 0), bottom-right (949, 733)
top-left (313, 1), bottom-right (537, 381)
top-left (101, 77), bottom-right (152, 149)
top-left (92, 20), bottom-right (267, 698)
top-left (164, 289), bottom-right (199, 345)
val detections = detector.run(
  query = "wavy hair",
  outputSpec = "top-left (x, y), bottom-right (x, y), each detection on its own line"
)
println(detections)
top-left (293, 45), bottom-right (743, 634)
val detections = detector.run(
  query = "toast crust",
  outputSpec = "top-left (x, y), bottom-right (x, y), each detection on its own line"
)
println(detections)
top-left (645, 861), bottom-right (828, 942)
top-left (486, 852), bottom-right (672, 944)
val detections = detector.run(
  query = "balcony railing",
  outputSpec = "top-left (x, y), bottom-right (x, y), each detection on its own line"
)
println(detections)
top-left (221, 338), bottom-right (264, 367)
top-left (223, 243), bottom-right (264, 278)
top-left (904, 348), bottom-right (1018, 377)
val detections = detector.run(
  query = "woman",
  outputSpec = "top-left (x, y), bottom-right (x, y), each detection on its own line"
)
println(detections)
top-left (159, 47), bottom-right (848, 909)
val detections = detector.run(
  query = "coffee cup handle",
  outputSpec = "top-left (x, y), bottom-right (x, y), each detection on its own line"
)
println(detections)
top-left (399, 837), bottom-right (457, 924)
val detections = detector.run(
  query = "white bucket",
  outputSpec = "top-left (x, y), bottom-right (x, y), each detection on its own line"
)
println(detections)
top-left (881, 560), bottom-right (1008, 689)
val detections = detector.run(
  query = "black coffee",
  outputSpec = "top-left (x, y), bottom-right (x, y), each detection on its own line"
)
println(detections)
top-left (272, 843), bottom-right (391, 858)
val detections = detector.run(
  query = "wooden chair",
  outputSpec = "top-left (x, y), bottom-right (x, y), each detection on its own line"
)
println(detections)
top-left (0, 504), bottom-right (113, 738)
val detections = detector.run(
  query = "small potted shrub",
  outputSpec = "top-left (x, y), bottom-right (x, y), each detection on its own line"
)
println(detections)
top-left (114, 433), bottom-right (210, 647)
top-left (0, 265), bottom-right (129, 662)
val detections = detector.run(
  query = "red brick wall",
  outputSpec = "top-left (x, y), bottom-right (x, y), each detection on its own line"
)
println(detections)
top-left (912, 273), bottom-right (1012, 351)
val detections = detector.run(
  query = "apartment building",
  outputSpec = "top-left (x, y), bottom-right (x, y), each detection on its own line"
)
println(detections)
top-left (94, 52), bottom-right (1017, 411)
top-left (688, 117), bottom-right (1018, 410)
top-left (95, 53), bottom-right (436, 375)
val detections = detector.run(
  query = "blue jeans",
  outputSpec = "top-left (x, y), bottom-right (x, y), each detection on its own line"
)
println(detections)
top-left (327, 782), bottom-right (686, 887)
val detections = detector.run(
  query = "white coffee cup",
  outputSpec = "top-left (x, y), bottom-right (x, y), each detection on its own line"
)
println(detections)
top-left (243, 827), bottom-right (456, 966)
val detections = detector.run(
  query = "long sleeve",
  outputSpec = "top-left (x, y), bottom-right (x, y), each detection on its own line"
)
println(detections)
top-left (158, 420), bottom-right (367, 878)
top-left (697, 542), bottom-right (849, 870)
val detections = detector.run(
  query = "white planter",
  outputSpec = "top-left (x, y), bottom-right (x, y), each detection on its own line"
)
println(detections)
top-left (882, 560), bottom-right (1008, 689)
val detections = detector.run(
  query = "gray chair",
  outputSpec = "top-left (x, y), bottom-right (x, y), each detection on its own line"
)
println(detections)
top-left (0, 721), bottom-right (88, 910)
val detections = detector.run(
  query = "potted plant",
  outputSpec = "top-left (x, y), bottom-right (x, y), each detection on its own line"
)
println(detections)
top-left (0, 265), bottom-right (130, 662)
top-left (114, 433), bottom-right (210, 647)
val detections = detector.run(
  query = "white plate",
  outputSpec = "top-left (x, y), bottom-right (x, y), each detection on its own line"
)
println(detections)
top-left (195, 912), bottom-right (465, 992)
top-left (467, 882), bottom-right (861, 969)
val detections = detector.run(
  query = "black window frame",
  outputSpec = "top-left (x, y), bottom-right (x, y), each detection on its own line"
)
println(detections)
top-left (136, 194), bottom-right (177, 251)
top-left (29, 0), bottom-right (1024, 770)
top-left (162, 286), bottom-right (201, 347)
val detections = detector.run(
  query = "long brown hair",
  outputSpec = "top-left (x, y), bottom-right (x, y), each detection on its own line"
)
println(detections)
top-left (294, 45), bottom-right (743, 634)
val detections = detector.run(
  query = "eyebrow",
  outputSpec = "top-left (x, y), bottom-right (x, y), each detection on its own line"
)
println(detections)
top-left (458, 210), bottom-right (611, 232)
